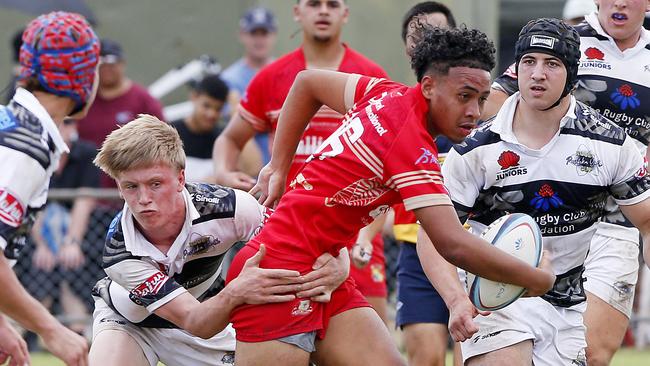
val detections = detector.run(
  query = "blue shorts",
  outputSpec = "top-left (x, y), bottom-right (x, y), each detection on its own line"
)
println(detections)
top-left (395, 241), bottom-right (449, 327)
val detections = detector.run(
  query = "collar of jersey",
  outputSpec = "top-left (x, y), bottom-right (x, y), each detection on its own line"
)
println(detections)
top-left (120, 187), bottom-right (200, 272)
top-left (490, 92), bottom-right (577, 152)
top-left (13, 88), bottom-right (69, 155)
top-left (585, 12), bottom-right (650, 56)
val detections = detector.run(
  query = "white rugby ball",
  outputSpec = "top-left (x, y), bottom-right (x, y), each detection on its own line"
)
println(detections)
top-left (465, 213), bottom-right (543, 311)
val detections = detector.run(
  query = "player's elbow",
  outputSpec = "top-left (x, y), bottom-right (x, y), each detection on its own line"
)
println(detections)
top-left (434, 237), bottom-right (466, 267)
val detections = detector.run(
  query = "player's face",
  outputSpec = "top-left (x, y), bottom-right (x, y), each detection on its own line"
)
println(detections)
top-left (116, 163), bottom-right (186, 233)
top-left (517, 53), bottom-right (567, 111)
top-left (190, 92), bottom-right (224, 132)
top-left (240, 28), bottom-right (277, 62)
top-left (98, 61), bottom-right (125, 89)
top-left (405, 12), bottom-right (450, 59)
top-left (595, 0), bottom-right (650, 49)
top-left (294, 0), bottom-right (349, 43)
top-left (424, 66), bottom-right (491, 143)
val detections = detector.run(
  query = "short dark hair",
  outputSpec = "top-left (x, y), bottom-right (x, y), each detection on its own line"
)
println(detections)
top-left (11, 28), bottom-right (25, 63)
top-left (410, 25), bottom-right (496, 82)
top-left (401, 1), bottom-right (456, 43)
top-left (194, 74), bottom-right (229, 102)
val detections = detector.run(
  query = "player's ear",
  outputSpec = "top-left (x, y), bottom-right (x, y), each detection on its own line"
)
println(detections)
top-left (178, 168), bottom-right (186, 191)
top-left (293, 3), bottom-right (301, 22)
top-left (420, 74), bottom-right (437, 100)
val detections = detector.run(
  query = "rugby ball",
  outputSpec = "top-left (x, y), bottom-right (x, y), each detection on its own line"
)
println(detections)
top-left (465, 213), bottom-right (543, 311)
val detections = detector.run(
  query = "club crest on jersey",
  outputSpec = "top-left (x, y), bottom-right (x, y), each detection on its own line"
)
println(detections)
top-left (530, 184), bottom-right (563, 212)
top-left (291, 299), bottom-right (313, 316)
top-left (415, 148), bottom-right (436, 164)
top-left (566, 146), bottom-right (602, 176)
top-left (610, 84), bottom-right (640, 111)
top-left (579, 47), bottom-right (611, 70)
top-left (0, 188), bottom-right (25, 227)
top-left (184, 234), bottom-right (221, 258)
top-left (496, 151), bottom-right (527, 181)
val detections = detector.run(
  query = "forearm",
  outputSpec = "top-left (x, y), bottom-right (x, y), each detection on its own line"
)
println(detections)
top-left (65, 197), bottom-right (95, 244)
top-left (0, 254), bottom-right (61, 335)
top-left (415, 205), bottom-right (553, 293)
top-left (184, 288), bottom-right (240, 339)
top-left (415, 228), bottom-right (466, 307)
top-left (214, 132), bottom-right (245, 173)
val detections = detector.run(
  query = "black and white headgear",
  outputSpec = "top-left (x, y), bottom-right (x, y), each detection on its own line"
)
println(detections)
top-left (515, 18), bottom-right (581, 108)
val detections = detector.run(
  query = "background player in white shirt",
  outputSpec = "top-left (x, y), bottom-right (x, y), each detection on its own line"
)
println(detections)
top-left (424, 17), bottom-right (650, 365)
top-left (88, 115), bottom-right (349, 366)
top-left (0, 11), bottom-right (100, 366)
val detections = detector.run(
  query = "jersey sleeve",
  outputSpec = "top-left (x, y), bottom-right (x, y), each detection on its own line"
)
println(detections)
top-left (440, 147), bottom-right (483, 223)
top-left (383, 128), bottom-right (451, 211)
top-left (344, 75), bottom-right (394, 111)
top-left (102, 214), bottom-right (186, 313)
top-left (0, 146), bottom-right (47, 252)
top-left (610, 137), bottom-right (650, 205)
top-left (233, 189), bottom-right (273, 241)
top-left (238, 70), bottom-right (272, 132)
top-left (491, 62), bottom-right (519, 96)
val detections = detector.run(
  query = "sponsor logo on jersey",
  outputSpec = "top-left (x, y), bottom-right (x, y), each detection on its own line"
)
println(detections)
top-left (0, 188), bottom-right (25, 227)
top-left (610, 84), bottom-right (640, 111)
top-left (579, 47), bottom-right (611, 70)
top-left (365, 92), bottom-right (389, 136)
top-left (565, 146), bottom-right (602, 176)
top-left (130, 271), bottom-right (168, 300)
top-left (291, 299), bottom-right (313, 316)
top-left (184, 234), bottom-right (221, 258)
top-left (496, 151), bottom-right (527, 181)
top-left (530, 184), bottom-right (563, 212)
top-left (415, 148), bottom-right (436, 164)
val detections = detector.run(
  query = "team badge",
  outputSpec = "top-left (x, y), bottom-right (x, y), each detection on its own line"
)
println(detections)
top-left (496, 150), bottom-right (527, 181)
top-left (565, 145), bottom-right (602, 176)
top-left (530, 184), bottom-right (563, 212)
top-left (291, 299), bottom-right (313, 316)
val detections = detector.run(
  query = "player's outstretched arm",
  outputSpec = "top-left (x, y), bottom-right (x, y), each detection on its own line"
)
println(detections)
top-left (0, 252), bottom-right (88, 366)
top-left (155, 245), bottom-right (302, 339)
top-left (414, 205), bottom-right (555, 296)
top-left (250, 70), bottom-right (353, 206)
top-left (0, 314), bottom-right (29, 366)
top-left (213, 111), bottom-right (258, 190)
top-left (415, 228), bottom-right (487, 342)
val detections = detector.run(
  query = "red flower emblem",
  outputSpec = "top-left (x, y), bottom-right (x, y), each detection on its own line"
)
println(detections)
top-left (585, 47), bottom-right (605, 60)
top-left (618, 84), bottom-right (634, 97)
top-left (538, 184), bottom-right (555, 198)
top-left (497, 150), bottom-right (520, 169)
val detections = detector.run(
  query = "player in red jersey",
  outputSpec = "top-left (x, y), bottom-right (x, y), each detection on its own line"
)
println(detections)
top-left (214, 0), bottom-right (390, 324)
top-left (226, 26), bottom-right (556, 366)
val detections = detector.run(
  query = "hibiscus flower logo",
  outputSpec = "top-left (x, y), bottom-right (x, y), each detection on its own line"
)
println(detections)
top-left (530, 184), bottom-right (563, 212)
top-left (610, 84), bottom-right (640, 111)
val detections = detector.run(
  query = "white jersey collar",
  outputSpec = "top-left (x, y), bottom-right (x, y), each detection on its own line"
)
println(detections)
top-left (490, 92), bottom-right (577, 148)
top-left (120, 187), bottom-right (200, 275)
top-left (13, 88), bottom-right (69, 155)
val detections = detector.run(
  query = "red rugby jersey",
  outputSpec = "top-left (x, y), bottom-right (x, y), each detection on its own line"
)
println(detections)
top-left (251, 76), bottom-right (451, 261)
top-left (239, 45), bottom-right (388, 182)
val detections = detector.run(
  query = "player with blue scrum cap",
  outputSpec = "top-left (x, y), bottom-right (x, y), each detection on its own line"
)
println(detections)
top-left (419, 17), bottom-right (650, 365)
top-left (0, 11), bottom-right (99, 366)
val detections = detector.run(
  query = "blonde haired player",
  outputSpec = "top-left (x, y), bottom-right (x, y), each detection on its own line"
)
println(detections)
top-left (89, 115), bottom-right (349, 366)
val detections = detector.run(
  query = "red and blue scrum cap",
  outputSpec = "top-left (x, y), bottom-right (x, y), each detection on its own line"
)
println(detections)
top-left (19, 11), bottom-right (100, 111)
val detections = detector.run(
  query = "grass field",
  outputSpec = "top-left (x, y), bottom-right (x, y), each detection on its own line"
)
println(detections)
top-left (23, 348), bottom-right (650, 366)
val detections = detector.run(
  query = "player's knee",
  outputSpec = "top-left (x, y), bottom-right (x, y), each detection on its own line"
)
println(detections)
top-left (405, 344), bottom-right (445, 366)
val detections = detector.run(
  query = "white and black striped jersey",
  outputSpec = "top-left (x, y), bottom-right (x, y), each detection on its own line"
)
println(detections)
top-left (0, 88), bottom-right (69, 265)
top-left (442, 95), bottom-right (650, 307)
top-left (94, 182), bottom-right (271, 328)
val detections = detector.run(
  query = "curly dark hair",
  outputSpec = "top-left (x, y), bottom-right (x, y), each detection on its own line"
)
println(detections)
top-left (410, 25), bottom-right (496, 82)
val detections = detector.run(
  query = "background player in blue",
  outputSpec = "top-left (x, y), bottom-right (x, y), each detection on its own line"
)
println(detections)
top-left (483, 2), bottom-right (650, 364)
top-left (0, 12), bottom-right (100, 366)
top-left (423, 17), bottom-right (650, 365)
